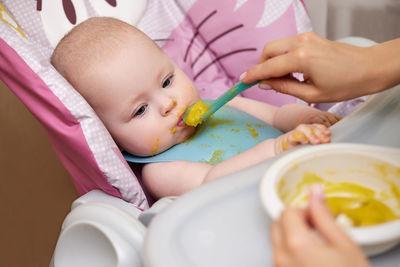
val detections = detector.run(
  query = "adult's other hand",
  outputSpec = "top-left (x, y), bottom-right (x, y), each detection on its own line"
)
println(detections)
top-left (270, 185), bottom-right (371, 267)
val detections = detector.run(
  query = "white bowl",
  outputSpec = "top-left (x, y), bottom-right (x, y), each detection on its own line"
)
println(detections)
top-left (260, 143), bottom-right (400, 256)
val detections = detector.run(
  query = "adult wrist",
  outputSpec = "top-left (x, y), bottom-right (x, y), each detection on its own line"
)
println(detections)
top-left (368, 39), bottom-right (400, 93)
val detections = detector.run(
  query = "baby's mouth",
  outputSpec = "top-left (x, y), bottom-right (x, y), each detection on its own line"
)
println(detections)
top-left (177, 114), bottom-right (185, 127)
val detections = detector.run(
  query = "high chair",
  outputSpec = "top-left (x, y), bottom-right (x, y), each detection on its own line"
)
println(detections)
top-left (1, 1), bottom-right (398, 266)
top-left (52, 84), bottom-right (400, 267)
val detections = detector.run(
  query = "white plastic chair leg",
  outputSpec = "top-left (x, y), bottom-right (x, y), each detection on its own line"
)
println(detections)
top-left (52, 202), bottom-right (146, 267)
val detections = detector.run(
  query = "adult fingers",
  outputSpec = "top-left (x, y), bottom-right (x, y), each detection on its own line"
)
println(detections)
top-left (308, 185), bottom-right (356, 249)
top-left (280, 207), bottom-right (315, 255)
top-left (256, 77), bottom-right (327, 103)
top-left (242, 52), bottom-right (302, 84)
top-left (258, 36), bottom-right (297, 63)
top-left (270, 221), bottom-right (284, 252)
top-left (271, 221), bottom-right (296, 267)
top-left (258, 32), bottom-right (320, 64)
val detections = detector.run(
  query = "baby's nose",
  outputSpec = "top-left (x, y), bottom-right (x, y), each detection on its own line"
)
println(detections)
top-left (161, 98), bottom-right (177, 116)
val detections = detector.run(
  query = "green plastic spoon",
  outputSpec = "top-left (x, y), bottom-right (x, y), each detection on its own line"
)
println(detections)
top-left (183, 80), bottom-right (259, 127)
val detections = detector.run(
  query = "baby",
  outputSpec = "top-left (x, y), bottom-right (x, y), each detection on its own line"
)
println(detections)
top-left (51, 17), bottom-right (339, 199)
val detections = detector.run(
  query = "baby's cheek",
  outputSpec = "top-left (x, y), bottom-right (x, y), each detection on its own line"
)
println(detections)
top-left (181, 126), bottom-right (196, 142)
top-left (124, 134), bottom-right (158, 156)
top-left (153, 136), bottom-right (179, 155)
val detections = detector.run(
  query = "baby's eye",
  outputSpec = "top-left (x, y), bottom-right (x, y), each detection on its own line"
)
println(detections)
top-left (162, 75), bottom-right (173, 88)
top-left (134, 105), bottom-right (147, 117)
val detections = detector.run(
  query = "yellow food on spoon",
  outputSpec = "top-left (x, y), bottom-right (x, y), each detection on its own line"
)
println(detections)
top-left (185, 101), bottom-right (211, 127)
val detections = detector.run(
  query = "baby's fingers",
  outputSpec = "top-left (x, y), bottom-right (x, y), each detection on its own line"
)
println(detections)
top-left (296, 124), bottom-right (330, 144)
top-left (312, 114), bottom-right (338, 128)
top-left (286, 131), bottom-right (308, 146)
top-left (312, 123), bottom-right (331, 136)
top-left (325, 113), bottom-right (342, 126)
top-left (309, 124), bottom-right (330, 144)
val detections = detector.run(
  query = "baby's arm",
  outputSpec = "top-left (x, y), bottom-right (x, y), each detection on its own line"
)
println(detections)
top-left (228, 96), bottom-right (278, 124)
top-left (142, 138), bottom-right (276, 199)
top-left (143, 98), bottom-right (335, 199)
top-left (205, 124), bottom-right (331, 182)
top-left (228, 97), bottom-right (340, 132)
top-left (142, 161), bottom-right (213, 199)
top-left (142, 123), bottom-right (330, 199)
top-left (273, 103), bottom-right (340, 132)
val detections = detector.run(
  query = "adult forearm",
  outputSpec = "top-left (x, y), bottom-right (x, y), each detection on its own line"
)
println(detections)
top-left (368, 38), bottom-right (400, 94)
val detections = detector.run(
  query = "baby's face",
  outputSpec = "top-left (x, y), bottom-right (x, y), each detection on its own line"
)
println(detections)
top-left (79, 34), bottom-right (200, 156)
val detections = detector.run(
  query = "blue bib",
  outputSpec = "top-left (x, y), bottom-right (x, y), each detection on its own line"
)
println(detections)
top-left (123, 106), bottom-right (282, 165)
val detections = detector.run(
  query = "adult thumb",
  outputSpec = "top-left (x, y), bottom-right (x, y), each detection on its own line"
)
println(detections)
top-left (308, 184), bottom-right (355, 248)
top-left (260, 78), bottom-right (320, 103)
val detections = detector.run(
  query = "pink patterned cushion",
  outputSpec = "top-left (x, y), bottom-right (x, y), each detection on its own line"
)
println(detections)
top-left (0, 1), bottom-right (148, 209)
top-left (162, 0), bottom-right (311, 106)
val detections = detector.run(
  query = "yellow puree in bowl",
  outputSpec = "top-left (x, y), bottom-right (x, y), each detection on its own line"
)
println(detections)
top-left (185, 101), bottom-right (211, 127)
top-left (279, 172), bottom-right (400, 227)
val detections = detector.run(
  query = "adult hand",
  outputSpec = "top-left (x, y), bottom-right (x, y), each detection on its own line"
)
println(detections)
top-left (242, 33), bottom-right (400, 103)
top-left (270, 185), bottom-right (371, 267)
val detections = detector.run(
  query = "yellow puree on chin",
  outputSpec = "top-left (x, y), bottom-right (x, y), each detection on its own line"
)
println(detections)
top-left (185, 101), bottom-right (211, 127)
top-left (279, 172), bottom-right (400, 227)
top-left (150, 137), bottom-right (160, 156)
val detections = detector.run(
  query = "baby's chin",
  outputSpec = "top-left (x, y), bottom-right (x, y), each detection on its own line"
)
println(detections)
top-left (122, 142), bottom-right (177, 157)
top-left (121, 127), bottom-right (197, 157)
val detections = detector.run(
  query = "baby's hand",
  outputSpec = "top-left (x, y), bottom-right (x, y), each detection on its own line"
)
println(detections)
top-left (275, 124), bottom-right (330, 154)
top-left (298, 110), bottom-right (341, 128)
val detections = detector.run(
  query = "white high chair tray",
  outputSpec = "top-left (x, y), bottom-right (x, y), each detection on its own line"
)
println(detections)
top-left (144, 86), bottom-right (400, 267)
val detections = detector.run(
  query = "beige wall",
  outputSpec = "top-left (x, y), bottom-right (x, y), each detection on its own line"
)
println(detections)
top-left (0, 80), bottom-right (78, 267)
top-left (305, 0), bottom-right (400, 42)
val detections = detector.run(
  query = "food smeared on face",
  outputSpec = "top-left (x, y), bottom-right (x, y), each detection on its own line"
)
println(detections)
top-left (151, 137), bottom-right (160, 155)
